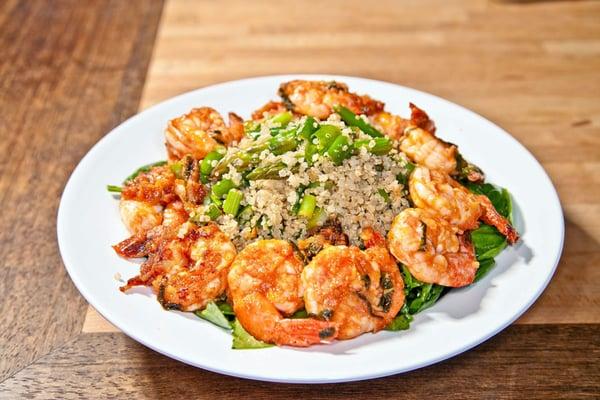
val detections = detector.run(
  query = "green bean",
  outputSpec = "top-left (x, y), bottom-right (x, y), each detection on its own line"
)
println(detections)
top-left (313, 125), bottom-right (341, 153)
top-left (211, 179), bottom-right (236, 198)
top-left (326, 135), bottom-right (352, 165)
top-left (353, 137), bottom-right (393, 155)
top-left (223, 189), bottom-right (243, 216)
top-left (297, 194), bottom-right (317, 218)
top-left (377, 188), bottom-right (390, 203)
top-left (334, 105), bottom-right (383, 138)
top-left (200, 150), bottom-right (225, 182)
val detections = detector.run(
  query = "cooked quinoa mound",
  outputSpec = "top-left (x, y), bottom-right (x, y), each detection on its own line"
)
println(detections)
top-left (193, 113), bottom-right (412, 249)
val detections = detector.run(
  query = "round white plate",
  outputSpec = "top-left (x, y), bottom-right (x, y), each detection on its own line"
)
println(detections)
top-left (57, 75), bottom-right (564, 383)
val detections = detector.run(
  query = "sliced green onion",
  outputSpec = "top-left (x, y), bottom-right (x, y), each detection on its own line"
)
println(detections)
top-left (297, 194), bottom-right (317, 218)
top-left (107, 185), bottom-right (122, 193)
top-left (326, 135), bottom-right (352, 165)
top-left (223, 189), bottom-right (243, 216)
top-left (313, 125), bottom-right (341, 153)
top-left (334, 105), bottom-right (383, 138)
top-left (211, 179), bottom-right (236, 198)
top-left (353, 137), bottom-right (393, 155)
top-left (377, 188), bottom-right (390, 203)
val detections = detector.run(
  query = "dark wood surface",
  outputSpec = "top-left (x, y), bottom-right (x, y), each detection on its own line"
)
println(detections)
top-left (0, 0), bottom-right (598, 398)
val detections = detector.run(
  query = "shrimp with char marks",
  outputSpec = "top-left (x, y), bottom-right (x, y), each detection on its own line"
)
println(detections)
top-left (388, 208), bottom-right (479, 287)
top-left (410, 166), bottom-right (519, 244)
top-left (165, 107), bottom-right (244, 161)
top-left (227, 240), bottom-right (337, 346)
top-left (369, 103), bottom-right (436, 141)
top-left (301, 231), bottom-right (404, 340)
top-left (278, 80), bottom-right (384, 120)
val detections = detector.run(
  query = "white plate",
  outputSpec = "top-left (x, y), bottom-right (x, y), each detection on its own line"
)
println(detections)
top-left (57, 75), bottom-right (564, 383)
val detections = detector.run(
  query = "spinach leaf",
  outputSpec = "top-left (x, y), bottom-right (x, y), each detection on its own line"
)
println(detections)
top-left (401, 266), bottom-right (447, 315)
top-left (474, 258), bottom-right (496, 282)
top-left (195, 302), bottom-right (232, 330)
top-left (386, 304), bottom-right (413, 331)
top-left (231, 319), bottom-right (273, 349)
top-left (471, 224), bottom-right (507, 260)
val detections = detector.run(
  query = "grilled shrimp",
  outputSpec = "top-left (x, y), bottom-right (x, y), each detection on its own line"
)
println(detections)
top-left (165, 107), bottom-right (244, 160)
top-left (227, 240), bottom-right (337, 346)
top-left (301, 240), bottom-right (404, 340)
top-left (388, 208), bottom-right (479, 287)
top-left (410, 166), bottom-right (519, 243)
top-left (121, 165), bottom-right (177, 206)
top-left (278, 80), bottom-right (384, 119)
top-left (158, 223), bottom-right (237, 311)
top-left (116, 221), bottom-right (236, 312)
top-left (119, 199), bottom-right (163, 235)
top-left (369, 103), bottom-right (435, 140)
top-left (251, 101), bottom-right (289, 120)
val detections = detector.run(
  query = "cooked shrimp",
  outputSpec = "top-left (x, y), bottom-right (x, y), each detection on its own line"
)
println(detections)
top-left (251, 101), bottom-right (289, 120)
top-left (369, 103), bottom-right (435, 140)
top-left (165, 107), bottom-right (244, 160)
top-left (121, 165), bottom-right (177, 206)
top-left (116, 221), bottom-right (235, 311)
top-left (228, 240), bottom-right (337, 346)
top-left (119, 199), bottom-right (163, 235)
top-left (410, 166), bottom-right (519, 243)
top-left (158, 223), bottom-right (237, 311)
top-left (302, 242), bottom-right (404, 340)
top-left (401, 127), bottom-right (457, 176)
top-left (278, 80), bottom-right (384, 119)
top-left (297, 218), bottom-right (349, 261)
top-left (388, 208), bottom-right (479, 287)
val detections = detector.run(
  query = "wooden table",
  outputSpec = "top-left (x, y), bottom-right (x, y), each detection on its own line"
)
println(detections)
top-left (1, 0), bottom-right (598, 398)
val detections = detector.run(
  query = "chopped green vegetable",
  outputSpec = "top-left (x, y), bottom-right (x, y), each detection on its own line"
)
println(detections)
top-left (269, 111), bottom-right (293, 126)
top-left (307, 207), bottom-right (327, 230)
top-left (290, 309), bottom-right (308, 319)
top-left (326, 135), bottom-right (352, 165)
top-left (299, 116), bottom-right (318, 140)
top-left (237, 205), bottom-right (253, 221)
top-left (334, 105), bottom-right (383, 138)
top-left (397, 161), bottom-right (416, 187)
top-left (211, 179), bottom-right (236, 198)
top-left (304, 142), bottom-right (319, 166)
top-left (195, 302), bottom-right (232, 330)
top-left (246, 162), bottom-right (287, 180)
top-left (353, 137), bottom-right (392, 155)
top-left (298, 194), bottom-right (317, 218)
top-left (204, 203), bottom-right (222, 220)
top-left (217, 302), bottom-right (235, 316)
top-left (106, 185), bottom-right (122, 193)
top-left (123, 160), bottom-right (167, 184)
top-left (269, 131), bottom-right (298, 155)
top-left (377, 188), bottom-right (390, 203)
top-left (200, 150), bottom-right (225, 179)
top-left (313, 125), bottom-right (341, 153)
top-left (231, 319), bottom-right (273, 349)
top-left (170, 161), bottom-right (184, 179)
top-left (223, 189), bottom-right (243, 216)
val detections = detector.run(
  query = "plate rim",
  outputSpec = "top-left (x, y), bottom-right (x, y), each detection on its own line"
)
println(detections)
top-left (57, 74), bottom-right (565, 383)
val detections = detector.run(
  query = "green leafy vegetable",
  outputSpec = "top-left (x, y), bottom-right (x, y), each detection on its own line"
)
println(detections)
top-left (195, 302), bottom-right (232, 330)
top-left (402, 266), bottom-right (446, 315)
top-left (471, 224), bottom-right (507, 260)
top-left (385, 305), bottom-right (413, 331)
top-left (231, 319), bottom-right (273, 349)
top-left (474, 258), bottom-right (496, 282)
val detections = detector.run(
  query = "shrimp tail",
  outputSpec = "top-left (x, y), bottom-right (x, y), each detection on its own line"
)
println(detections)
top-left (275, 319), bottom-right (338, 347)
top-left (478, 196), bottom-right (520, 244)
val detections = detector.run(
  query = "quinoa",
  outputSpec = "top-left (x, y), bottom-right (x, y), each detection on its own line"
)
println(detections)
top-left (205, 114), bottom-right (412, 250)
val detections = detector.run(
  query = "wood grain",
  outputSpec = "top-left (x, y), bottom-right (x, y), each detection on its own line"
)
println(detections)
top-left (1, 325), bottom-right (598, 399)
top-left (0, 0), bottom-right (163, 381)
